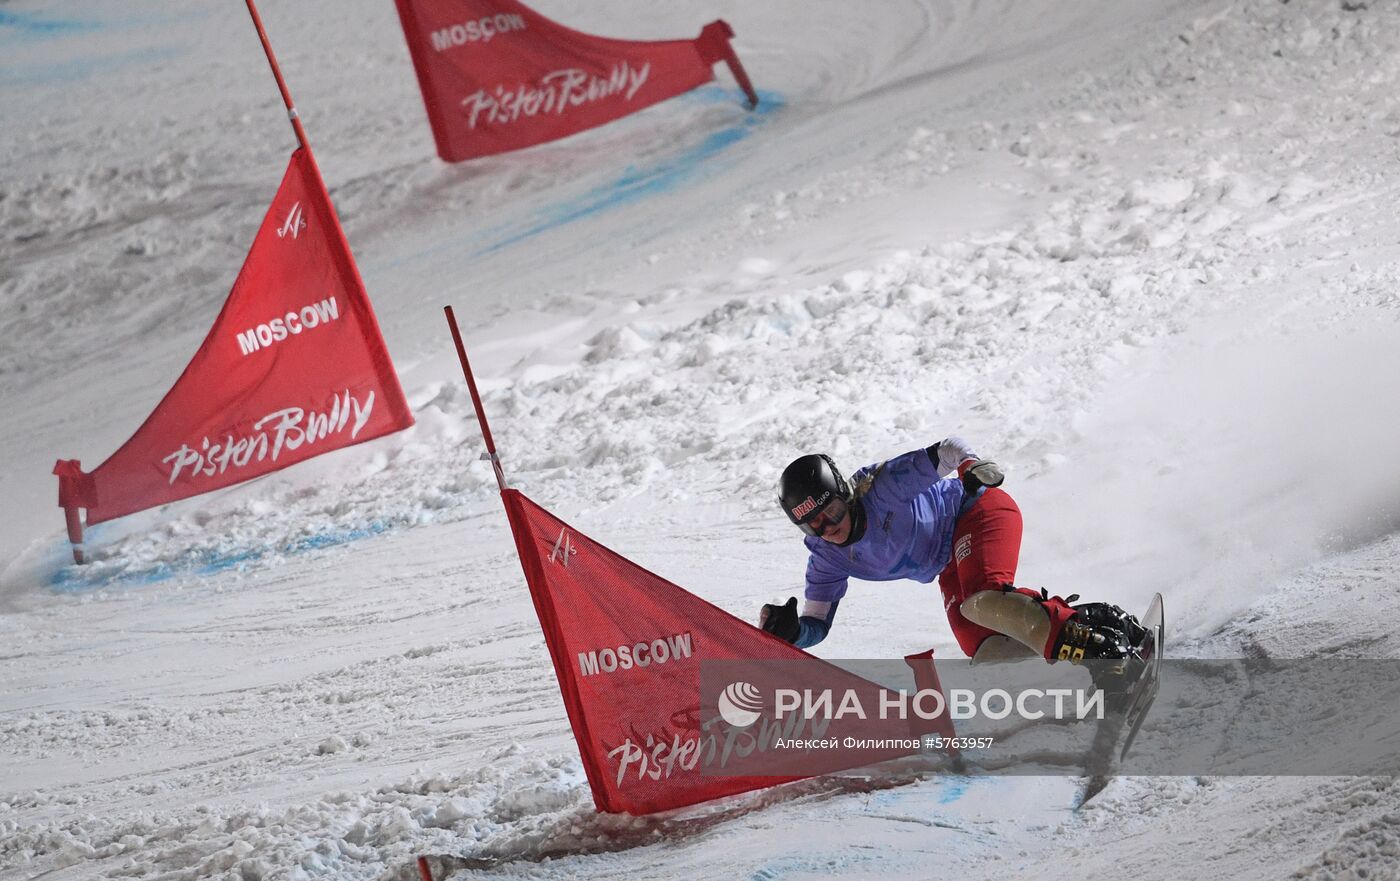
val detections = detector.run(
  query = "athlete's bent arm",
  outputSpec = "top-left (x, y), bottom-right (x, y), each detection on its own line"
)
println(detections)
top-left (794, 598), bottom-right (840, 649)
top-left (796, 552), bottom-right (849, 648)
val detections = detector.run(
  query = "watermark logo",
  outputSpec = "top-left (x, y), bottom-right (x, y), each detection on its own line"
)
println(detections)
top-left (717, 681), bottom-right (764, 728)
top-left (770, 686), bottom-right (1103, 722)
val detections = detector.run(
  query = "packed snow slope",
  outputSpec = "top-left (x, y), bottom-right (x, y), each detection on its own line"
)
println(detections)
top-left (5, 0), bottom-right (1400, 879)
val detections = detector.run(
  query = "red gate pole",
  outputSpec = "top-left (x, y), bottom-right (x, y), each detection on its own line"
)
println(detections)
top-left (63, 507), bottom-right (85, 565)
top-left (62, 504), bottom-right (85, 560)
top-left (444, 306), bottom-right (508, 492)
top-left (699, 21), bottom-right (759, 110)
top-left (242, 0), bottom-right (312, 151)
top-left (242, 0), bottom-right (345, 231)
top-left (53, 459), bottom-right (91, 565)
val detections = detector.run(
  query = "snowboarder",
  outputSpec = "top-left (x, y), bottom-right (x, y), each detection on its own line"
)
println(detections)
top-left (760, 438), bottom-right (1147, 667)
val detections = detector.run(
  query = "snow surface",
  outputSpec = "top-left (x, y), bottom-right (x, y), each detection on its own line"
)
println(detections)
top-left (5, 0), bottom-right (1400, 878)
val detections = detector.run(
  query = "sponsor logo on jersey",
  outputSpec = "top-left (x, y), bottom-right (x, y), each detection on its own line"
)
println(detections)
top-left (955, 534), bottom-right (973, 563)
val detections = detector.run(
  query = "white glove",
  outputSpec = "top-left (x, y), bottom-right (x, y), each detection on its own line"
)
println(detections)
top-left (934, 436), bottom-right (979, 477)
top-left (962, 460), bottom-right (1005, 490)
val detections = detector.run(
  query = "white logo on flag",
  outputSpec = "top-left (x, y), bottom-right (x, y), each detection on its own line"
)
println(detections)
top-left (461, 62), bottom-right (652, 130)
top-left (277, 202), bottom-right (307, 239)
top-left (549, 528), bottom-right (576, 566)
top-left (162, 389), bottom-right (376, 485)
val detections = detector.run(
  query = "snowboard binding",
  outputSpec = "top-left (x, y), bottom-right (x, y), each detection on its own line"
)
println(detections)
top-left (1053, 602), bottom-right (1153, 697)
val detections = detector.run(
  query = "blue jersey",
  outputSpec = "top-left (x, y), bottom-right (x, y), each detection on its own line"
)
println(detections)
top-left (803, 449), bottom-right (967, 604)
top-left (792, 449), bottom-right (968, 648)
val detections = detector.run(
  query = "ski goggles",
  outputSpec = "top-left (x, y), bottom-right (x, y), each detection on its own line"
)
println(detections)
top-left (797, 497), bottom-right (849, 537)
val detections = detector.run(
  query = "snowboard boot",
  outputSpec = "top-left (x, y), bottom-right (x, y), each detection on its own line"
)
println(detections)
top-left (1051, 607), bottom-right (1146, 700)
top-left (1073, 602), bottom-right (1149, 650)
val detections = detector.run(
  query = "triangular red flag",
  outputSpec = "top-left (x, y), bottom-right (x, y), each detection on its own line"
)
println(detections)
top-left (502, 490), bottom-right (936, 814)
top-left (393, 0), bottom-right (752, 162)
top-left (56, 148), bottom-right (413, 525)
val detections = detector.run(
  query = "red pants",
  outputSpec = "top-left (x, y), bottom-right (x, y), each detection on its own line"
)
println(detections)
top-left (937, 487), bottom-right (1075, 658)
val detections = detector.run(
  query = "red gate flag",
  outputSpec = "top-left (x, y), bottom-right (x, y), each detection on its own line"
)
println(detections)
top-left (502, 489), bottom-right (949, 815)
top-left (393, 0), bottom-right (758, 162)
top-left (54, 148), bottom-right (413, 527)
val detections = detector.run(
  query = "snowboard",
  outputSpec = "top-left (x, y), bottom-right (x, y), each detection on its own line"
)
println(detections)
top-left (1073, 592), bottom-right (1164, 809)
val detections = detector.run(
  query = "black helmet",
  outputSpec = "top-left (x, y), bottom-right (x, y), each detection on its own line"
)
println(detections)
top-left (779, 454), bottom-right (850, 527)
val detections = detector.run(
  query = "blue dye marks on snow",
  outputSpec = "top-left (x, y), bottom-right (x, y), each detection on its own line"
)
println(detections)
top-left (939, 777), bottom-right (970, 804)
top-left (0, 10), bottom-right (99, 38)
top-left (750, 855), bottom-right (848, 881)
top-left (47, 520), bottom-right (394, 593)
top-left (475, 87), bottom-right (784, 255)
top-left (1, 46), bottom-right (184, 87)
top-left (863, 773), bottom-right (973, 811)
top-left (371, 88), bottom-right (784, 274)
top-left (0, 10), bottom-right (197, 86)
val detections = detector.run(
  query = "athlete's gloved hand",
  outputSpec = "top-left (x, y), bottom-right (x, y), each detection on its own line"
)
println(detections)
top-left (961, 459), bottom-right (1005, 492)
top-left (759, 596), bottom-right (801, 643)
top-left (930, 436), bottom-right (979, 478)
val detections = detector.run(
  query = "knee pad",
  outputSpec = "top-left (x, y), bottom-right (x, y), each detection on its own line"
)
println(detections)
top-left (960, 591), bottom-right (1053, 657)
